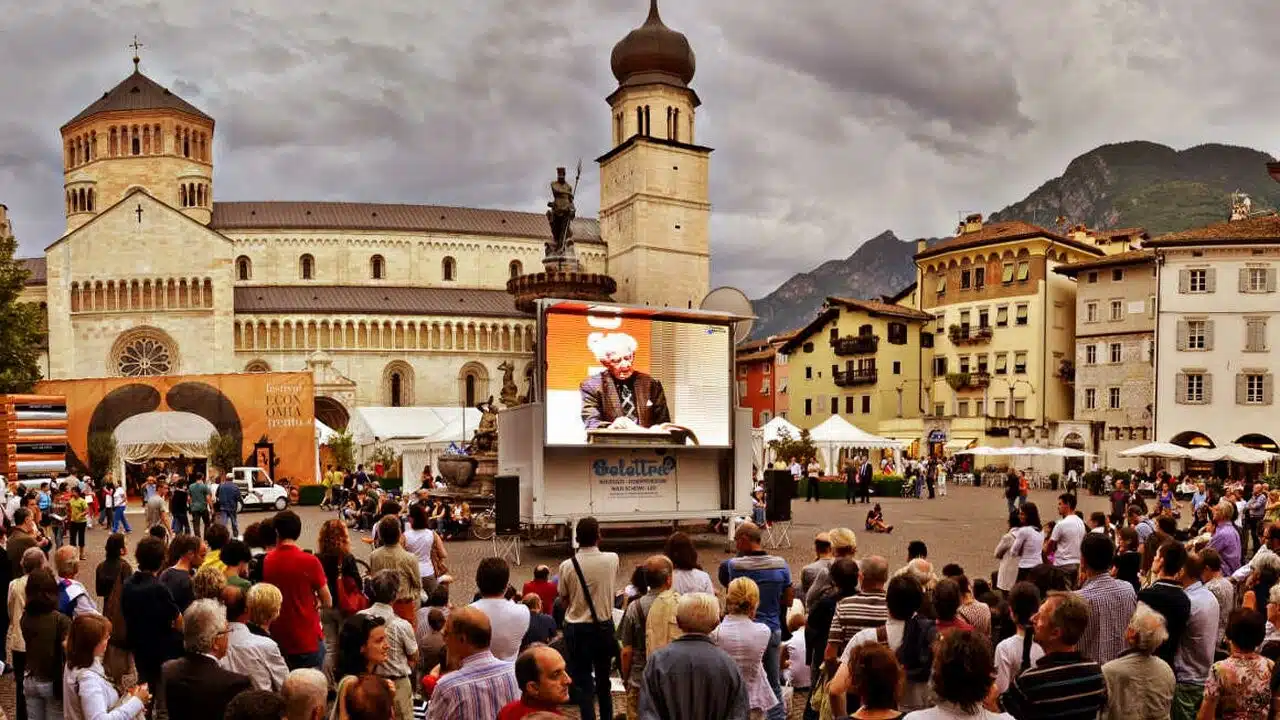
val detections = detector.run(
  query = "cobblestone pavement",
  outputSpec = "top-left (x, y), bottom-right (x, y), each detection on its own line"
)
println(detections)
top-left (0, 483), bottom-right (1113, 718)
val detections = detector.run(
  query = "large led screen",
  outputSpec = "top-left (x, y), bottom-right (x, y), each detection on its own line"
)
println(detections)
top-left (544, 307), bottom-right (732, 447)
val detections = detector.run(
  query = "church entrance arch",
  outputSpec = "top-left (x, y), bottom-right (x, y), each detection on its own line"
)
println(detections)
top-left (315, 396), bottom-right (349, 431)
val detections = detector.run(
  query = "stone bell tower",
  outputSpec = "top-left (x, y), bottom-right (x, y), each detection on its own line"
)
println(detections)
top-left (598, 0), bottom-right (712, 309)
top-left (60, 48), bottom-right (215, 233)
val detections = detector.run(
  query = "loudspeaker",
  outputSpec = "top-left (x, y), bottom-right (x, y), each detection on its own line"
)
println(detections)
top-left (765, 469), bottom-right (793, 522)
top-left (494, 475), bottom-right (521, 535)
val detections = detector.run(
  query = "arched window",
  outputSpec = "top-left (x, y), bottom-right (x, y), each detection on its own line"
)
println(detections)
top-left (300, 254), bottom-right (315, 280)
top-left (87, 188), bottom-right (94, 212)
top-left (442, 256), bottom-right (456, 282)
top-left (183, 130), bottom-right (190, 158)
top-left (383, 361), bottom-right (414, 407)
top-left (109, 128), bottom-right (118, 157)
top-left (196, 184), bottom-right (203, 207)
top-left (70, 191), bottom-right (78, 213)
top-left (509, 260), bottom-right (522, 279)
top-left (465, 374), bottom-right (476, 407)
top-left (236, 256), bottom-right (252, 281)
top-left (179, 185), bottom-right (188, 207)
top-left (77, 189), bottom-right (85, 212)
top-left (636, 107), bottom-right (643, 137)
top-left (672, 109), bottom-right (680, 142)
top-left (131, 126), bottom-right (140, 156)
top-left (244, 360), bottom-right (270, 373)
top-left (371, 254), bottom-right (385, 280)
top-left (644, 105), bottom-right (651, 136)
top-left (390, 373), bottom-right (403, 407)
top-left (154, 125), bottom-right (162, 154)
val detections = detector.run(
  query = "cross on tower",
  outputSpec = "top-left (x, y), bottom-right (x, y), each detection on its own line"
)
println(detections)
top-left (130, 35), bottom-right (144, 69)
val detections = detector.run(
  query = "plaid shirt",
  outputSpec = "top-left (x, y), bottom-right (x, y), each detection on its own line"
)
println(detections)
top-left (426, 650), bottom-right (519, 720)
top-left (1075, 572), bottom-right (1136, 665)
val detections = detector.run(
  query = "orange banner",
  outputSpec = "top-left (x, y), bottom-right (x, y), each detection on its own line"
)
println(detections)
top-left (36, 372), bottom-right (316, 484)
top-left (544, 313), bottom-right (653, 392)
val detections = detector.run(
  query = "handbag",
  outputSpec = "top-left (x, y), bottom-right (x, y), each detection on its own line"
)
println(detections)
top-left (337, 557), bottom-right (369, 616)
top-left (570, 554), bottom-right (619, 659)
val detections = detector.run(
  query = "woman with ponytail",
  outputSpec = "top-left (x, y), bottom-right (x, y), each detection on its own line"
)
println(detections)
top-left (992, 582), bottom-right (1044, 693)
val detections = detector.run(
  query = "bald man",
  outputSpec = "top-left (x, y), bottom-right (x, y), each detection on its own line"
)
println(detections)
top-left (800, 532), bottom-right (833, 599)
top-left (498, 645), bottom-right (573, 720)
top-left (426, 608), bottom-right (519, 720)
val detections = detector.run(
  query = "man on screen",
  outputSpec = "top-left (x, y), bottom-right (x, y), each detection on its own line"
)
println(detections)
top-left (580, 332), bottom-right (671, 430)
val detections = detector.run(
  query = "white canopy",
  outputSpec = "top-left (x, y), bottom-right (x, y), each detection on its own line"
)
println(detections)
top-left (1044, 447), bottom-right (1094, 458)
top-left (955, 445), bottom-right (1048, 456)
top-left (955, 446), bottom-right (1003, 456)
top-left (114, 411), bottom-right (216, 461)
top-left (1118, 442), bottom-right (1194, 459)
top-left (315, 419), bottom-right (337, 446)
top-left (389, 407), bottom-right (483, 493)
top-left (809, 415), bottom-right (903, 474)
top-left (348, 406), bottom-right (481, 446)
top-left (752, 416), bottom-right (804, 469)
top-left (1189, 443), bottom-right (1275, 464)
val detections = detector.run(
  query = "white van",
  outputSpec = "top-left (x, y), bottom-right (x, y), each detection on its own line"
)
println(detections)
top-left (229, 467), bottom-right (289, 512)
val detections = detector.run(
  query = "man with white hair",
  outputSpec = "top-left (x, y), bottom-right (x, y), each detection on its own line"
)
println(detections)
top-left (1100, 602), bottom-right (1176, 720)
top-left (638, 593), bottom-right (749, 720)
top-left (579, 331), bottom-right (671, 430)
top-left (154, 598), bottom-right (253, 720)
top-left (281, 668), bottom-right (329, 720)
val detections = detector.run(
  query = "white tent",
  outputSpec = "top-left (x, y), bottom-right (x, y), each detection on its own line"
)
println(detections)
top-left (752, 416), bottom-right (803, 470)
top-left (348, 407), bottom-right (480, 448)
top-left (388, 407), bottom-right (483, 493)
top-left (113, 411), bottom-right (217, 482)
top-left (1189, 443), bottom-right (1275, 464)
top-left (808, 415), bottom-right (903, 474)
top-left (1118, 442), bottom-right (1194, 459)
top-left (315, 420), bottom-right (337, 446)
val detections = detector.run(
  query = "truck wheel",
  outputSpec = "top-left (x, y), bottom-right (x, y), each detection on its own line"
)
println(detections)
top-left (274, 496), bottom-right (288, 511)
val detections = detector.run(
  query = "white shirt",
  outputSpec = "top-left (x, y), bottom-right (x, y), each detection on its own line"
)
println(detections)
top-left (1012, 527), bottom-right (1045, 569)
top-left (1050, 514), bottom-right (1086, 567)
top-left (993, 632), bottom-right (1044, 693)
top-left (65, 659), bottom-right (145, 720)
top-left (671, 568), bottom-right (715, 595)
top-left (403, 527), bottom-right (436, 579)
top-left (789, 462), bottom-right (803, 478)
top-left (469, 597), bottom-right (530, 663)
top-left (112, 486), bottom-right (126, 508)
top-left (904, 703), bottom-right (1014, 720)
top-left (220, 622), bottom-right (289, 692)
top-left (783, 632), bottom-right (810, 688)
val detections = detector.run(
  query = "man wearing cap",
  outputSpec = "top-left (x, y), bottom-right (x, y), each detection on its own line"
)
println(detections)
top-left (804, 528), bottom-right (857, 611)
top-left (719, 522), bottom-right (792, 720)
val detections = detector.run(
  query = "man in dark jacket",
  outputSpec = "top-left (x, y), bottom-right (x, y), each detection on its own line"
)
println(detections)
top-left (155, 598), bottom-right (252, 720)
top-left (1005, 472), bottom-right (1020, 515)
top-left (122, 536), bottom-right (183, 690)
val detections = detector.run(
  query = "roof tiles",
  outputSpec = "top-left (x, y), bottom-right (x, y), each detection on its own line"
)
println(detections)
top-left (66, 70), bottom-right (212, 127)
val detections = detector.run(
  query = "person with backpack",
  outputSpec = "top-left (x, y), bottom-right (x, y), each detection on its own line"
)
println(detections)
top-left (53, 546), bottom-right (99, 617)
top-left (830, 574), bottom-right (937, 715)
top-left (619, 555), bottom-right (682, 720)
top-left (719, 522), bottom-right (793, 720)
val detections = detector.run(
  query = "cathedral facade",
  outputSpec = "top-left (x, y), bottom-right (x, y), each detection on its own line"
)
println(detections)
top-left (14, 1), bottom-right (711, 430)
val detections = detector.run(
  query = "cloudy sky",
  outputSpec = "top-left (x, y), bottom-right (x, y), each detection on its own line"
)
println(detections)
top-left (2, 0), bottom-right (1279, 297)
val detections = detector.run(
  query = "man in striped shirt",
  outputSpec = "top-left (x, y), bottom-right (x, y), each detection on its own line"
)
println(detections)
top-left (1001, 591), bottom-right (1107, 720)
top-left (426, 607), bottom-right (520, 720)
top-left (823, 555), bottom-right (889, 664)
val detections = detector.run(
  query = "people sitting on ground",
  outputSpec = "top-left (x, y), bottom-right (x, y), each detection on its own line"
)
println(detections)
top-left (865, 503), bottom-right (893, 534)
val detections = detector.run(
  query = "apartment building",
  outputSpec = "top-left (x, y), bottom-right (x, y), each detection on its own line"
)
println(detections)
top-left (778, 296), bottom-right (932, 451)
top-left (913, 214), bottom-right (1105, 455)
top-left (1148, 215), bottom-right (1280, 453)
top-left (736, 332), bottom-right (794, 426)
top-left (1055, 250), bottom-right (1156, 468)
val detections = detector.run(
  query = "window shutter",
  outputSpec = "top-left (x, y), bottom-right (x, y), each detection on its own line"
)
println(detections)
top-left (1205, 320), bottom-right (1215, 351)
top-left (1237, 373), bottom-right (1247, 404)
top-left (1269, 269), bottom-right (1278, 293)
top-left (1176, 373), bottom-right (1188, 404)
top-left (1206, 268), bottom-right (1217, 293)
top-left (1176, 320), bottom-right (1188, 351)
top-left (1179, 269), bottom-right (1190, 293)
top-left (1240, 267), bottom-right (1250, 292)
top-left (1266, 375), bottom-right (1275, 405)
top-left (1204, 373), bottom-right (1213, 403)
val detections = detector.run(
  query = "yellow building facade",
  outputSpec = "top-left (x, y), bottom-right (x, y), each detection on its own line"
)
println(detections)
top-left (913, 215), bottom-right (1104, 453)
top-left (779, 297), bottom-right (933, 446)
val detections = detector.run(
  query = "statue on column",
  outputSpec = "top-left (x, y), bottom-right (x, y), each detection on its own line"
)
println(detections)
top-left (545, 165), bottom-right (580, 268)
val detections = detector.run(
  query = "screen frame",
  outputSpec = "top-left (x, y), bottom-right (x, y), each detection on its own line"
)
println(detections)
top-left (537, 299), bottom-right (738, 450)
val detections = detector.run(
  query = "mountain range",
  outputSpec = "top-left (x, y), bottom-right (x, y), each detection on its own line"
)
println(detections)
top-left (749, 141), bottom-right (1280, 340)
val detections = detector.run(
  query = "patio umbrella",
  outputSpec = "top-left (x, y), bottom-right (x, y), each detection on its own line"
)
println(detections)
top-left (1045, 447), bottom-right (1095, 458)
top-left (1118, 442), bottom-right (1194, 459)
top-left (1189, 443), bottom-right (1275, 464)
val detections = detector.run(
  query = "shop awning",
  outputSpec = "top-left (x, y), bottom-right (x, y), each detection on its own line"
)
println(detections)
top-left (943, 438), bottom-right (977, 451)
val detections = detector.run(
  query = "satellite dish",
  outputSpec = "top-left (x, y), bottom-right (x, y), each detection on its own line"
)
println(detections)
top-left (700, 286), bottom-right (755, 344)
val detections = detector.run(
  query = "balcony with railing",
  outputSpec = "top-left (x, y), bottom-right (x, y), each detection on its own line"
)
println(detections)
top-left (835, 368), bottom-right (878, 387)
top-left (948, 324), bottom-right (994, 346)
top-left (832, 334), bottom-right (879, 356)
top-left (986, 415), bottom-right (1036, 436)
top-left (946, 371), bottom-right (991, 391)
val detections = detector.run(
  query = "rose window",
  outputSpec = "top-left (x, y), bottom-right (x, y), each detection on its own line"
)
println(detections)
top-left (117, 337), bottom-right (173, 376)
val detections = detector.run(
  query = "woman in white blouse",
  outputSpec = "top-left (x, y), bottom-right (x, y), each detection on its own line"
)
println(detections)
top-left (403, 504), bottom-right (447, 595)
top-left (64, 614), bottom-right (149, 720)
top-left (992, 510), bottom-right (1021, 593)
top-left (712, 578), bottom-right (779, 719)
top-left (664, 532), bottom-right (716, 595)
top-left (1011, 502), bottom-right (1045, 583)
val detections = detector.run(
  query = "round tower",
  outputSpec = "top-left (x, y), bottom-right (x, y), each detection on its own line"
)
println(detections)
top-left (607, 0), bottom-right (698, 145)
top-left (60, 55), bottom-right (215, 233)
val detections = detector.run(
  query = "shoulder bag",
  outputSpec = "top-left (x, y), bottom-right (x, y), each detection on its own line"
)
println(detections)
top-left (570, 554), bottom-right (619, 660)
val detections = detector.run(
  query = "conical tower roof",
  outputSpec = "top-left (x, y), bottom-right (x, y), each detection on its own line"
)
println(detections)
top-left (64, 68), bottom-right (212, 129)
